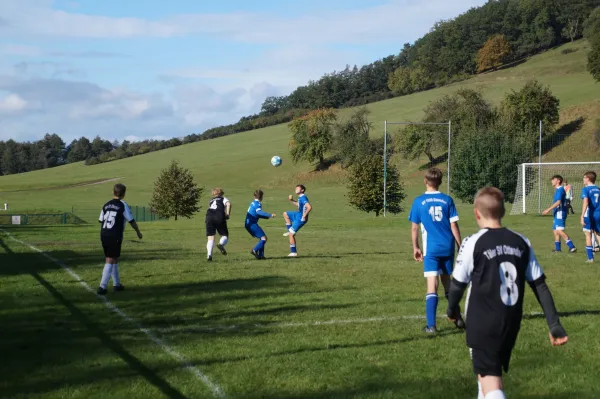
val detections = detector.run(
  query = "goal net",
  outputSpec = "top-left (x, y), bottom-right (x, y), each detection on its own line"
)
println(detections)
top-left (510, 162), bottom-right (600, 215)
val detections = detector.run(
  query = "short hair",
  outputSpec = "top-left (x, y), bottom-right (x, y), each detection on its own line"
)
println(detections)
top-left (212, 188), bottom-right (224, 197)
top-left (552, 175), bottom-right (563, 184)
top-left (296, 184), bottom-right (306, 193)
top-left (584, 171), bottom-right (597, 183)
top-left (474, 187), bottom-right (505, 220)
top-left (254, 189), bottom-right (264, 200)
top-left (114, 183), bottom-right (126, 198)
top-left (425, 168), bottom-right (443, 189)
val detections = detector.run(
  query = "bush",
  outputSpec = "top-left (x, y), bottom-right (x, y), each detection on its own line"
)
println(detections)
top-left (561, 48), bottom-right (578, 55)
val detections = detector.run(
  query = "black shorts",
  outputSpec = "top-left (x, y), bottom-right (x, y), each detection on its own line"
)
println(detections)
top-left (101, 237), bottom-right (123, 258)
top-left (206, 218), bottom-right (228, 237)
top-left (470, 345), bottom-right (514, 377)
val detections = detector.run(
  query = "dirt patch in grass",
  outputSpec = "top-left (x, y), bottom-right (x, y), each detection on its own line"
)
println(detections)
top-left (0, 177), bottom-right (122, 194)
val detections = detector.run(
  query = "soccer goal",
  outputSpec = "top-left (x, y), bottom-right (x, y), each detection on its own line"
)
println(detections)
top-left (510, 162), bottom-right (600, 215)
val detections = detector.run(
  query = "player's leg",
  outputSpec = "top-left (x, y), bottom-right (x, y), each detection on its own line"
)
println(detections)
top-left (110, 240), bottom-right (124, 292)
top-left (557, 229), bottom-right (576, 252)
top-left (98, 238), bottom-right (116, 295)
top-left (552, 223), bottom-right (561, 252)
top-left (423, 257), bottom-right (440, 333)
top-left (584, 218), bottom-right (594, 261)
top-left (206, 219), bottom-right (217, 261)
top-left (471, 348), bottom-right (507, 399)
top-left (440, 257), bottom-right (465, 329)
top-left (216, 223), bottom-right (229, 255)
top-left (287, 214), bottom-right (305, 256)
top-left (249, 224), bottom-right (266, 259)
top-left (283, 211), bottom-right (292, 236)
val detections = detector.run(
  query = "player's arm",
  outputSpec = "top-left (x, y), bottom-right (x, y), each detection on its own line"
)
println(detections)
top-left (525, 242), bottom-right (568, 346)
top-left (99, 210), bottom-right (104, 224)
top-left (581, 197), bottom-right (589, 226)
top-left (288, 195), bottom-right (298, 207)
top-left (225, 201), bottom-right (231, 219)
top-left (301, 203), bottom-right (312, 221)
top-left (543, 199), bottom-right (561, 215)
top-left (411, 222), bottom-right (422, 262)
top-left (256, 208), bottom-right (274, 219)
top-left (447, 237), bottom-right (474, 320)
top-left (124, 204), bottom-right (143, 239)
top-left (451, 222), bottom-right (461, 248)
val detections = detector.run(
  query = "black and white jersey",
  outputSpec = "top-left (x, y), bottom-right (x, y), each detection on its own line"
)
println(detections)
top-left (205, 196), bottom-right (230, 221)
top-left (99, 199), bottom-right (134, 239)
top-left (453, 227), bottom-right (544, 350)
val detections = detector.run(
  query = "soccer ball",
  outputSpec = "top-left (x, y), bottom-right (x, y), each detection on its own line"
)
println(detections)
top-left (271, 156), bottom-right (282, 167)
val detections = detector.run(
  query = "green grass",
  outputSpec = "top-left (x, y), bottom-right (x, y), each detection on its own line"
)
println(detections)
top-left (1, 39), bottom-right (600, 399)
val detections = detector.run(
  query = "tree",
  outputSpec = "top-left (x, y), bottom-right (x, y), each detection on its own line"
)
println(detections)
top-left (476, 34), bottom-right (512, 73)
top-left (288, 108), bottom-right (337, 170)
top-left (335, 107), bottom-right (372, 169)
top-left (451, 126), bottom-right (534, 204)
top-left (584, 7), bottom-right (600, 82)
top-left (67, 137), bottom-right (92, 163)
top-left (499, 80), bottom-right (560, 136)
top-left (346, 153), bottom-right (405, 216)
top-left (397, 89), bottom-right (496, 163)
top-left (149, 160), bottom-right (204, 221)
top-left (589, 46), bottom-right (600, 81)
top-left (387, 67), bottom-right (412, 95)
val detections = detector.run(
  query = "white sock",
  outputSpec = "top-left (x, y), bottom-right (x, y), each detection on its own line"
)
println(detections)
top-left (112, 264), bottom-right (120, 286)
top-left (485, 390), bottom-right (506, 399)
top-left (100, 263), bottom-right (113, 289)
top-left (207, 239), bottom-right (214, 256)
top-left (219, 236), bottom-right (228, 246)
top-left (477, 382), bottom-right (484, 399)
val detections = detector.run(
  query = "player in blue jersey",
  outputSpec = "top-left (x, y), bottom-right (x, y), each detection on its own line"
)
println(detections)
top-left (283, 184), bottom-right (312, 257)
top-left (408, 168), bottom-right (463, 333)
top-left (581, 171), bottom-right (600, 263)
top-left (542, 175), bottom-right (576, 253)
top-left (245, 189), bottom-right (276, 260)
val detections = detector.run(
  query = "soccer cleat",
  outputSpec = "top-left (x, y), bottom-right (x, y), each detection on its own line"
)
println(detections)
top-left (207, 255), bottom-right (213, 262)
top-left (113, 284), bottom-right (125, 292)
top-left (449, 315), bottom-right (466, 329)
top-left (250, 250), bottom-right (261, 260)
top-left (216, 244), bottom-right (227, 255)
top-left (569, 247), bottom-right (577, 253)
top-left (287, 253), bottom-right (298, 257)
top-left (97, 287), bottom-right (108, 295)
top-left (585, 259), bottom-right (594, 263)
top-left (283, 232), bottom-right (290, 237)
top-left (594, 247), bottom-right (600, 253)
top-left (423, 326), bottom-right (438, 334)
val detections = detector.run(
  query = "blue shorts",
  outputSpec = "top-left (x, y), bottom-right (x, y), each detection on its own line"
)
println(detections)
top-left (592, 216), bottom-right (600, 234)
top-left (245, 223), bottom-right (265, 239)
top-left (553, 217), bottom-right (566, 231)
top-left (583, 216), bottom-right (592, 233)
top-left (424, 255), bottom-right (454, 277)
top-left (286, 211), bottom-right (306, 235)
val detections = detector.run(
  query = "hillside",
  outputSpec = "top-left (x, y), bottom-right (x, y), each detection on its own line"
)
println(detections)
top-left (0, 40), bottom-right (598, 218)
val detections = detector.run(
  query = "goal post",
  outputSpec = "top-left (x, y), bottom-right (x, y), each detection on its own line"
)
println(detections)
top-left (510, 162), bottom-right (600, 215)
top-left (383, 120), bottom-right (451, 217)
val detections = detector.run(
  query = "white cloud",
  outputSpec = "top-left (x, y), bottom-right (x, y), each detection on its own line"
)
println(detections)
top-left (1, 0), bottom-right (486, 45)
top-left (1, 44), bottom-right (40, 56)
top-left (0, 93), bottom-right (28, 113)
top-left (124, 135), bottom-right (171, 143)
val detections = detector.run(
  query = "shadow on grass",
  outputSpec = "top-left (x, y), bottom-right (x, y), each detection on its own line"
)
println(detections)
top-left (541, 117), bottom-right (585, 155)
top-left (418, 152), bottom-right (448, 171)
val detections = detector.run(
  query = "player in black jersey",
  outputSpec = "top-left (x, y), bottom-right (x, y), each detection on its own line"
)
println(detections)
top-left (97, 183), bottom-right (143, 295)
top-left (205, 188), bottom-right (231, 261)
top-left (447, 187), bottom-right (568, 399)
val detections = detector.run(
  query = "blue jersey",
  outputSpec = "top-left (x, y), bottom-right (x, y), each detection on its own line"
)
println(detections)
top-left (245, 199), bottom-right (271, 226)
top-left (408, 192), bottom-right (459, 257)
top-left (553, 186), bottom-right (567, 218)
top-left (298, 194), bottom-right (310, 221)
top-left (584, 185), bottom-right (600, 217)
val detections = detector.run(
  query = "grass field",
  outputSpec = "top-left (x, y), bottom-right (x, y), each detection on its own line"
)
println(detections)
top-left (1, 40), bottom-right (600, 399)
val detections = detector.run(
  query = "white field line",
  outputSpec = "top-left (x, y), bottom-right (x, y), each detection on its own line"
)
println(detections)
top-left (2, 230), bottom-right (227, 399)
top-left (157, 312), bottom-right (543, 334)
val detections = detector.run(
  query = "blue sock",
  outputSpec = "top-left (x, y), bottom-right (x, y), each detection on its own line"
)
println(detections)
top-left (290, 244), bottom-right (297, 253)
top-left (253, 240), bottom-right (265, 252)
top-left (566, 240), bottom-right (575, 250)
top-left (259, 242), bottom-right (266, 257)
top-left (425, 293), bottom-right (438, 328)
top-left (286, 224), bottom-right (292, 230)
top-left (586, 246), bottom-right (594, 260)
top-left (555, 241), bottom-right (561, 251)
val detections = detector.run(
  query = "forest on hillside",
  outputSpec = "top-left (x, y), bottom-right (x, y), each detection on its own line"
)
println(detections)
top-left (1, 0), bottom-right (599, 175)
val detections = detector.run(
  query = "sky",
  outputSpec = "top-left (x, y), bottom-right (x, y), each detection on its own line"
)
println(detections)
top-left (0, 0), bottom-right (487, 143)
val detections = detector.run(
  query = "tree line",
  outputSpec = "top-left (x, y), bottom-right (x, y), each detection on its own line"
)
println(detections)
top-left (2, 0), bottom-right (599, 176)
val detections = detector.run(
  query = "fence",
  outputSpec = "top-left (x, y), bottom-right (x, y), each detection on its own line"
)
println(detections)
top-left (0, 206), bottom-right (161, 226)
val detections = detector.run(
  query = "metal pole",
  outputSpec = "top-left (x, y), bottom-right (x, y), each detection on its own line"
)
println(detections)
top-left (522, 163), bottom-right (527, 214)
top-left (383, 120), bottom-right (388, 217)
top-left (538, 120), bottom-right (542, 214)
top-left (447, 120), bottom-right (451, 194)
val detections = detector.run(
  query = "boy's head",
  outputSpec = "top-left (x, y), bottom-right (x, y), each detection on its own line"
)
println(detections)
top-left (551, 175), bottom-right (563, 187)
top-left (424, 168), bottom-right (443, 190)
top-left (295, 184), bottom-right (306, 195)
top-left (212, 188), bottom-right (224, 197)
top-left (474, 187), bottom-right (505, 227)
top-left (583, 171), bottom-right (597, 185)
top-left (113, 183), bottom-right (126, 199)
top-left (254, 189), bottom-right (264, 201)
